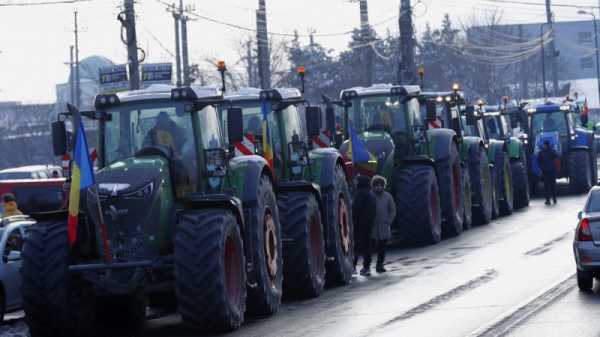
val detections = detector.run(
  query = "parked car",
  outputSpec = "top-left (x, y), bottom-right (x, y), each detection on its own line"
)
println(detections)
top-left (0, 165), bottom-right (61, 181)
top-left (0, 215), bottom-right (34, 321)
top-left (574, 186), bottom-right (600, 291)
top-left (0, 179), bottom-right (66, 215)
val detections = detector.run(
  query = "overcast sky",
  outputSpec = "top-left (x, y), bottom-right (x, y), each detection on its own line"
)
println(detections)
top-left (0, 0), bottom-right (596, 103)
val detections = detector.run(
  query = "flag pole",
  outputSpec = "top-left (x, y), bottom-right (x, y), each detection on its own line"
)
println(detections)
top-left (94, 185), bottom-right (112, 263)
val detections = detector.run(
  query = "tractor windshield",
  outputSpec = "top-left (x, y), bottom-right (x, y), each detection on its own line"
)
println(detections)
top-left (349, 95), bottom-right (408, 134)
top-left (484, 114), bottom-right (504, 140)
top-left (103, 100), bottom-right (198, 166)
top-left (531, 111), bottom-right (569, 137)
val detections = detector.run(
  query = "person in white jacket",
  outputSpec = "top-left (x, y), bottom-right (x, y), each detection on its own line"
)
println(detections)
top-left (371, 175), bottom-right (396, 273)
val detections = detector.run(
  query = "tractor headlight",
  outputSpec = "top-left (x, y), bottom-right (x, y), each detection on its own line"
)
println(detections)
top-left (123, 182), bottom-right (154, 199)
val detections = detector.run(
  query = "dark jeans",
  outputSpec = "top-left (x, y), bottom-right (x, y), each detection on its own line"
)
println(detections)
top-left (374, 239), bottom-right (387, 268)
top-left (542, 172), bottom-right (557, 203)
top-left (353, 240), bottom-right (372, 269)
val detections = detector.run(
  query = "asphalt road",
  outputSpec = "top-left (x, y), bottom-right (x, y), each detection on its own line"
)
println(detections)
top-left (137, 182), bottom-right (587, 337)
top-left (0, 182), bottom-right (589, 337)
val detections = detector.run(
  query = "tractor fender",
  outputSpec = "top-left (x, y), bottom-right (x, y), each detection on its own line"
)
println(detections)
top-left (228, 155), bottom-right (275, 209)
top-left (506, 137), bottom-right (524, 161)
top-left (309, 148), bottom-right (346, 193)
top-left (182, 194), bottom-right (245, 229)
top-left (462, 137), bottom-right (485, 162)
top-left (427, 128), bottom-right (459, 162)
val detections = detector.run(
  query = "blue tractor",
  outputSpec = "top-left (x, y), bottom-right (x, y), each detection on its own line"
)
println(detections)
top-left (527, 101), bottom-right (598, 194)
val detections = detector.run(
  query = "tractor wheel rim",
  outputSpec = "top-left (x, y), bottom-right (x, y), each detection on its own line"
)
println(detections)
top-left (338, 195), bottom-right (350, 255)
top-left (309, 212), bottom-right (324, 276)
top-left (224, 235), bottom-right (242, 306)
top-left (452, 163), bottom-right (461, 210)
top-left (264, 209), bottom-right (278, 283)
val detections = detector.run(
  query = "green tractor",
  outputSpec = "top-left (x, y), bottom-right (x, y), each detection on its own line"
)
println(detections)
top-left (220, 87), bottom-right (354, 297)
top-left (21, 84), bottom-right (286, 335)
top-left (418, 90), bottom-right (494, 227)
top-left (480, 104), bottom-right (530, 209)
top-left (339, 84), bottom-right (465, 245)
top-left (463, 102), bottom-right (515, 218)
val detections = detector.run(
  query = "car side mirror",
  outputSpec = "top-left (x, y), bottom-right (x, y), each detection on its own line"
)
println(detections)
top-left (465, 106), bottom-right (477, 126)
top-left (426, 101), bottom-right (437, 121)
top-left (6, 250), bottom-right (20, 262)
top-left (51, 120), bottom-right (67, 156)
top-left (227, 108), bottom-right (244, 144)
top-left (306, 106), bottom-right (322, 137)
top-left (578, 211), bottom-right (583, 220)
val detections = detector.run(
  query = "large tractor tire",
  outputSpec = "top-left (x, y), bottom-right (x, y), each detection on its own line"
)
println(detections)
top-left (462, 166), bottom-right (473, 230)
top-left (324, 165), bottom-right (354, 286)
top-left (278, 193), bottom-right (326, 299)
top-left (436, 144), bottom-right (464, 238)
top-left (469, 146), bottom-right (493, 226)
top-left (175, 209), bottom-right (246, 332)
top-left (395, 165), bottom-right (442, 245)
top-left (22, 221), bottom-right (96, 337)
top-left (569, 151), bottom-right (593, 193)
top-left (495, 151), bottom-right (514, 216)
top-left (511, 159), bottom-right (530, 209)
top-left (490, 165), bottom-right (500, 219)
top-left (245, 175), bottom-right (283, 316)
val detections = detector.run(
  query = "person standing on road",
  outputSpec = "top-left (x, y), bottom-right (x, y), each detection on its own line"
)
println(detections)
top-left (371, 175), bottom-right (396, 273)
top-left (352, 175), bottom-right (376, 276)
top-left (538, 141), bottom-right (558, 205)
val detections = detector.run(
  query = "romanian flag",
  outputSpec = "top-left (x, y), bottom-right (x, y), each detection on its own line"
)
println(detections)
top-left (67, 120), bottom-right (95, 245)
top-left (348, 123), bottom-right (378, 175)
top-left (261, 101), bottom-right (274, 168)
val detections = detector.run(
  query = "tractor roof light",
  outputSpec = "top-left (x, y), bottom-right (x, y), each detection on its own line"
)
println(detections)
top-left (171, 87), bottom-right (198, 101)
top-left (94, 94), bottom-right (120, 109)
top-left (452, 83), bottom-right (460, 92)
top-left (445, 96), bottom-right (452, 102)
top-left (560, 104), bottom-right (570, 111)
top-left (436, 96), bottom-right (444, 103)
top-left (341, 90), bottom-right (359, 100)
top-left (260, 89), bottom-right (282, 101)
top-left (526, 107), bottom-right (537, 114)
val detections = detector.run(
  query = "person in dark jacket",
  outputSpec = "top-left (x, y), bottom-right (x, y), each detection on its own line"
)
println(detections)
top-left (352, 175), bottom-right (377, 276)
top-left (538, 141), bottom-right (558, 205)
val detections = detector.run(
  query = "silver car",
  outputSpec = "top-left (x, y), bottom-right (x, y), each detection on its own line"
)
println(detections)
top-left (0, 215), bottom-right (34, 320)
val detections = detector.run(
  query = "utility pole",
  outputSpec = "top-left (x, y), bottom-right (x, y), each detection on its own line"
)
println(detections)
top-left (545, 0), bottom-right (559, 96)
top-left (519, 25), bottom-right (528, 99)
top-left (169, 4), bottom-right (182, 86)
top-left (358, 0), bottom-right (373, 86)
top-left (256, 0), bottom-right (271, 89)
top-left (123, 0), bottom-right (140, 90)
top-left (63, 46), bottom-right (76, 104)
top-left (541, 23), bottom-right (548, 98)
top-left (399, 0), bottom-right (417, 85)
top-left (180, 11), bottom-right (191, 86)
top-left (73, 11), bottom-right (81, 108)
top-left (246, 39), bottom-right (255, 87)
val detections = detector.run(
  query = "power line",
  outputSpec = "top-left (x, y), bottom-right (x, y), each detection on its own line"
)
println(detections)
top-left (0, 0), bottom-right (92, 6)
top-left (484, 0), bottom-right (599, 10)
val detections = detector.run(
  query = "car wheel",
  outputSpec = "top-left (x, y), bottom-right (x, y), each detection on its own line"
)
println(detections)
top-left (577, 269), bottom-right (594, 292)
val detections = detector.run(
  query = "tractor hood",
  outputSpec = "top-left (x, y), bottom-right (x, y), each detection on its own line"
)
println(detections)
top-left (84, 155), bottom-right (175, 266)
top-left (340, 131), bottom-right (394, 175)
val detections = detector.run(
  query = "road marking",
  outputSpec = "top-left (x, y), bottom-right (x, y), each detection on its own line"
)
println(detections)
top-left (467, 273), bottom-right (575, 337)
top-left (524, 231), bottom-right (572, 256)
top-left (360, 269), bottom-right (499, 337)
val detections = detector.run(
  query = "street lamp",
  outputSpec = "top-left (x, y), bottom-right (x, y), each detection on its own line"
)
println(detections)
top-left (540, 23), bottom-right (550, 98)
top-left (579, 9), bottom-right (600, 114)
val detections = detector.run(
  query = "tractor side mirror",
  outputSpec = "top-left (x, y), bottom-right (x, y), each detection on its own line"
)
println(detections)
top-left (465, 106), bottom-right (477, 126)
top-left (51, 120), bottom-right (67, 156)
top-left (325, 106), bottom-right (336, 134)
top-left (227, 108), bottom-right (244, 144)
top-left (306, 106), bottom-right (322, 137)
top-left (426, 101), bottom-right (437, 121)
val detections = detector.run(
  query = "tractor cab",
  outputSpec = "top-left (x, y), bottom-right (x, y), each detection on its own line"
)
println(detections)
top-left (481, 107), bottom-right (512, 141)
top-left (419, 91), bottom-right (466, 137)
top-left (339, 84), bottom-right (424, 176)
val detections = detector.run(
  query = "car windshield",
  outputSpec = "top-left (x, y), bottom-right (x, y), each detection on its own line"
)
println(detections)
top-left (350, 95), bottom-right (408, 133)
top-left (0, 172), bottom-right (32, 180)
top-left (587, 191), bottom-right (600, 213)
top-left (531, 111), bottom-right (568, 137)
top-left (104, 101), bottom-right (196, 165)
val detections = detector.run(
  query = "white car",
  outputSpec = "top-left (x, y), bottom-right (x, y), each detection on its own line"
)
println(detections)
top-left (0, 215), bottom-right (34, 321)
top-left (0, 165), bottom-right (62, 181)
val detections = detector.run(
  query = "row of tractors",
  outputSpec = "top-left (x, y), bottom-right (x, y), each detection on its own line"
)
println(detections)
top-left (19, 67), bottom-right (597, 336)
